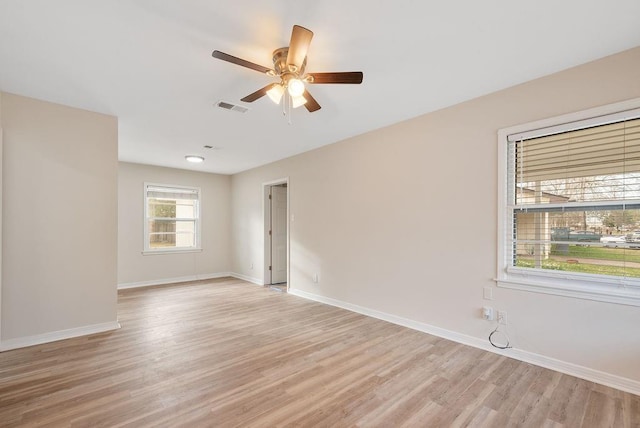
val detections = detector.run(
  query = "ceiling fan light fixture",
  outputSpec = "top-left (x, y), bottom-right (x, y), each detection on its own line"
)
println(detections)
top-left (291, 94), bottom-right (307, 108)
top-left (287, 78), bottom-right (305, 97)
top-left (185, 155), bottom-right (205, 163)
top-left (211, 25), bottom-right (363, 116)
top-left (266, 84), bottom-right (285, 104)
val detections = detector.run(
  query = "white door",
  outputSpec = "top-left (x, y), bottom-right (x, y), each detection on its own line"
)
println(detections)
top-left (271, 185), bottom-right (288, 284)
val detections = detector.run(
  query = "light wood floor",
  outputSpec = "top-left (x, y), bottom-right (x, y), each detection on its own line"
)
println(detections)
top-left (0, 278), bottom-right (638, 427)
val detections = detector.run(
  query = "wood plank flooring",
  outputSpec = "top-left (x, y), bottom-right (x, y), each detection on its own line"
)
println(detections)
top-left (0, 277), bottom-right (638, 427)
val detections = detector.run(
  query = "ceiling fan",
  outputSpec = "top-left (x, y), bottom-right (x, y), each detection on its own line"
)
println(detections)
top-left (212, 25), bottom-right (363, 113)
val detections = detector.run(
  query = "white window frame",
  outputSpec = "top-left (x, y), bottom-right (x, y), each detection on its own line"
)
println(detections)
top-left (143, 182), bottom-right (202, 255)
top-left (497, 98), bottom-right (640, 306)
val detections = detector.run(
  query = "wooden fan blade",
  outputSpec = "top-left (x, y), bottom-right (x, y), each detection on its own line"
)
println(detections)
top-left (286, 25), bottom-right (313, 71)
top-left (307, 72), bottom-right (363, 84)
top-left (212, 50), bottom-right (274, 74)
top-left (241, 83), bottom-right (279, 103)
top-left (303, 89), bottom-right (321, 112)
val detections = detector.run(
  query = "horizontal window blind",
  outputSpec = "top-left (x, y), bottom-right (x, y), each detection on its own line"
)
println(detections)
top-left (513, 202), bottom-right (640, 213)
top-left (512, 117), bottom-right (640, 203)
top-left (146, 185), bottom-right (199, 200)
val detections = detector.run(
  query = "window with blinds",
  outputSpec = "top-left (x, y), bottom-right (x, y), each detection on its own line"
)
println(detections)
top-left (144, 184), bottom-right (200, 252)
top-left (498, 101), bottom-right (640, 306)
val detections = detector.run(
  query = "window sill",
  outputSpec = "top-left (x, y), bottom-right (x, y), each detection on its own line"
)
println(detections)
top-left (496, 271), bottom-right (640, 307)
top-left (142, 248), bottom-right (202, 256)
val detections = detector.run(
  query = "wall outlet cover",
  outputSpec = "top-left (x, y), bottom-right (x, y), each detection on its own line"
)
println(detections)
top-left (482, 306), bottom-right (494, 321)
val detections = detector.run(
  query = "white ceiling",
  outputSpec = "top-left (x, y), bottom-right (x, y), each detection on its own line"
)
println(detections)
top-left (1, 1), bottom-right (639, 174)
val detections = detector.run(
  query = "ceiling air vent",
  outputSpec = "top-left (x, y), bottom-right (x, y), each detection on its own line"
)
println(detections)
top-left (216, 101), bottom-right (249, 113)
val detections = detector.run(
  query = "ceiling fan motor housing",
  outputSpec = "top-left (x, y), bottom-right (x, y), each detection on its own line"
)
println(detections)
top-left (272, 47), bottom-right (307, 76)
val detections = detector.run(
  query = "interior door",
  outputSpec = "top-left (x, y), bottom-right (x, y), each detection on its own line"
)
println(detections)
top-left (271, 185), bottom-right (288, 284)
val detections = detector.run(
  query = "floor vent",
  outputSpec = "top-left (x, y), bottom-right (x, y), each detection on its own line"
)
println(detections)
top-left (216, 101), bottom-right (249, 113)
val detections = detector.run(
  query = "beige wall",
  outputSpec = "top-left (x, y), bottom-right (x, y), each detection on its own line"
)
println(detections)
top-left (0, 92), bottom-right (3, 341)
top-left (118, 162), bottom-right (231, 286)
top-left (1, 92), bottom-right (118, 342)
top-left (231, 47), bottom-right (640, 382)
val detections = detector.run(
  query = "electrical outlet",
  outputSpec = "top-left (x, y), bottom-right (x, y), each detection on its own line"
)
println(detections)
top-left (498, 310), bottom-right (507, 325)
top-left (483, 286), bottom-right (493, 300)
top-left (313, 273), bottom-right (319, 283)
top-left (482, 306), bottom-right (494, 321)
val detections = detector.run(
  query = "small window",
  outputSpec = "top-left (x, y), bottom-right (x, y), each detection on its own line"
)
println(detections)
top-left (497, 100), bottom-right (640, 306)
top-left (144, 183), bottom-right (200, 253)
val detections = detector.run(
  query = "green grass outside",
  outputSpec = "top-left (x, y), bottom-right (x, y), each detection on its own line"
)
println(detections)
top-left (550, 245), bottom-right (640, 263)
top-left (516, 258), bottom-right (640, 277)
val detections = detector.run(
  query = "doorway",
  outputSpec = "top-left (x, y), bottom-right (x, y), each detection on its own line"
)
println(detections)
top-left (263, 179), bottom-right (289, 291)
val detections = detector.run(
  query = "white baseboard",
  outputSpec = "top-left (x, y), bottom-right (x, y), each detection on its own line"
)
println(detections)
top-left (0, 321), bottom-right (121, 352)
top-left (288, 288), bottom-right (640, 396)
top-left (230, 272), bottom-right (264, 286)
top-left (118, 272), bottom-right (232, 290)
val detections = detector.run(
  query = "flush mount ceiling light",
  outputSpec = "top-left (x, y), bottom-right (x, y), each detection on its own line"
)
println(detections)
top-left (212, 25), bottom-right (363, 117)
top-left (185, 155), bottom-right (204, 163)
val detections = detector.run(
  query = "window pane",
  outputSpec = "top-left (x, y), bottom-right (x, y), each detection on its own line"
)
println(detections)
top-left (175, 220), bottom-right (195, 247)
top-left (148, 199), bottom-right (177, 218)
top-left (513, 209), bottom-right (640, 278)
top-left (148, 198), bottom-right (196, 219)
top-left (176, 200), bottom-right (195, 218)
top-left (148, 220), bottom-right (195, 248)
top-left (516, 174), bottom-right (640, 205)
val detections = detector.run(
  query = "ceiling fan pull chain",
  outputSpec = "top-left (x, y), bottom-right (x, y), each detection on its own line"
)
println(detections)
top-left (288, 92), bottom-right (293, 125)
top-left (282, 91), bottom-right (287, 116)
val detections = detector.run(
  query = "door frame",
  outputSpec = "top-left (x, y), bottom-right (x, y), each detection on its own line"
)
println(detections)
top-left (262, 177), bottom-right (289, 289)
